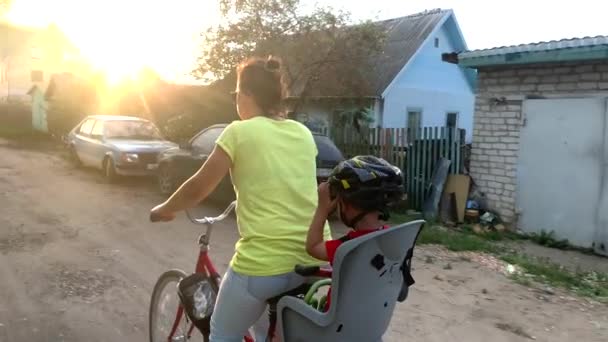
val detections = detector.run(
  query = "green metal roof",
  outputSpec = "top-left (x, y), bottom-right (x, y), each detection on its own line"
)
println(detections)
top-left (457, 36), bottom-right (608, 67)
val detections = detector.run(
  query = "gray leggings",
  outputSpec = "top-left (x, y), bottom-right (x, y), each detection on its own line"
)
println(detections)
top-left (209, 267), bottom-right (306, 342)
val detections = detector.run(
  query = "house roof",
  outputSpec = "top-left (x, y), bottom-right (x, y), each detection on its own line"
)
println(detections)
top-left (290, 9), bottom-right (451, 98)
top-left (453, 36), bottom-right (608, 68)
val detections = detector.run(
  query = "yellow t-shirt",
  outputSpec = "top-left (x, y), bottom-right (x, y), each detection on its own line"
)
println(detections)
top-left (216, 116), bottom-right (331, 276)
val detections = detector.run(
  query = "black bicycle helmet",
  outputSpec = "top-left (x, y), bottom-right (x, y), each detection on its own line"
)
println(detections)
top-left (328, 155), bottom-right (404, 226)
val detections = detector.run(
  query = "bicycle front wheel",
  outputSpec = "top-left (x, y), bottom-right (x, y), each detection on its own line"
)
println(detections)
top-left (149, 269), bottom-right (191, 342)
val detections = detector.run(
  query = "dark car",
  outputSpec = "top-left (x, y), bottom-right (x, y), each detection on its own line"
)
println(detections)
top-left (156, 124), bottom-right (344, 203)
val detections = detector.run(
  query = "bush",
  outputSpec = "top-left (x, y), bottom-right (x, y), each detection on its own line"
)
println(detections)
top-left (0, 101), bottom-right (32, 137)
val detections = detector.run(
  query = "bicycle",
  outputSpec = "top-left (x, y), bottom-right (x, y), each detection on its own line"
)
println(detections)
top-left (149, 201), bottom-right (330, 342)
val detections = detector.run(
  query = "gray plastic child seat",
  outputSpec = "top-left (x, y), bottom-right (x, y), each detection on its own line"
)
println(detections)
top-left (277, 220), bottom-right (425, 342)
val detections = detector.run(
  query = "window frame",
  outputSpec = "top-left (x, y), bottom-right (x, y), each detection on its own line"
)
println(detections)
top-left (91, 120), bottom-right (105, 139)
top-left (445, 111), bottom-right (459, 129)
top-left (191, 127), bottom-right (225, 156)
top-left (79, 119), bottom-right (96, 136)
top-left (406, 108), bottom-right (423, 130)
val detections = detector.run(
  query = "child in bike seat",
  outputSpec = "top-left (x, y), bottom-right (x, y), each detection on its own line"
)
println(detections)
top-left (305, 155), bottom-right (405, 310)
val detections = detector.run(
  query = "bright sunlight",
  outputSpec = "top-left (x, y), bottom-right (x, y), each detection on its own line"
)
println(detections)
top-left (5, 0), bottom-right (219, 84)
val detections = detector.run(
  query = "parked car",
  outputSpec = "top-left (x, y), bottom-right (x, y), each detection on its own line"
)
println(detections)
top-left (156, 124), bottom-right (344, 203)
top-left (65, 115), bottom-right (178, 181)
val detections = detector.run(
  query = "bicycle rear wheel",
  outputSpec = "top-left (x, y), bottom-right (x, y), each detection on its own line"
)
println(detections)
top-left (149, 269), bottom-right (192, 342)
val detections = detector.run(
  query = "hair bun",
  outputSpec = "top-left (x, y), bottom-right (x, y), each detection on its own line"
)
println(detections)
top-left (265, 57), bottom-right (280, 71)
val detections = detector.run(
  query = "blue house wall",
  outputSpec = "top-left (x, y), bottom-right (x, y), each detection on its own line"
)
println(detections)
top-left (381, 15), bottom-right (475, 142)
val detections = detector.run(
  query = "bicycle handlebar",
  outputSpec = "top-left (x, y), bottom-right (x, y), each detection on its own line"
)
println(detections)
top-left (185, 200), bottom-right (236, 225)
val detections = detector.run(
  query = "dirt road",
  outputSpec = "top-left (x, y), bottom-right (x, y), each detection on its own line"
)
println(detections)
top-left (0, 139), bottom-right (607, 342)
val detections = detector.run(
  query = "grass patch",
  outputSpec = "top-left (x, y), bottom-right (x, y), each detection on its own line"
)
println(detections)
top-left (417, 225), bottom-right (499, 253)
top-left (389, 212), bottom-right (424, 224)
top-left (527, 230), bottom-right (570, 249)
top-left (460, 224), bottom-right (524, 242)
top-left (0, 125), bottom-right (36, 138)
top-left (390, 216), bottom-right (497, 253)
top-left (393, 212), bottom-right (583, 252)
top-left (391, 213), bottom-right (501, 253)
top-left (525, 230), bottom-right (595, 254)
top-left (501, 253), bottom-right (608, 301)
top-left (391, 212), bottom-right (608, 301)
top-left (0, 126), bottom-right (59, 151)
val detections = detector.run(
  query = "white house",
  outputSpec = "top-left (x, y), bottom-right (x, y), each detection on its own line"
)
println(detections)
top-left (288, 9), bottom-right (476, 142)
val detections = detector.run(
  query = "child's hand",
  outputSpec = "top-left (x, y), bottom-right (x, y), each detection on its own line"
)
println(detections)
top-left (317, 182), bottom-right (337, 215)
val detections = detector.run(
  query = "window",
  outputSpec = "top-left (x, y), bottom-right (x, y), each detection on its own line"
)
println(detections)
top-left (192, 127), bottom-right (224, 155)
top-left (407, 109), bottom-right (422, 130)
top-left (104, 120), bottom-right (162, 140)
top-left (91, 120), bottom-right (104, 137)
top-left (434, 38), bottom-right (439, 48)
top-left (31, 70), bottom-right (43, 82)
top-left (79, 119), bottom-right (96, 135)
top-left (446, 112), bottom-right (458, 128)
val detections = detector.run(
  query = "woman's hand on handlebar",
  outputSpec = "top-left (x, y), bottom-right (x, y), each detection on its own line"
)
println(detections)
top-left (150, 203), bottom-right (176, 222)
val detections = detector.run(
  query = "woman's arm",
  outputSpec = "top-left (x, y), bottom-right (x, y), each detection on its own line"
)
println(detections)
top-left (306, 182), bottom-right (335, 261)
top-left (150, 145), bottom-right (232, 221)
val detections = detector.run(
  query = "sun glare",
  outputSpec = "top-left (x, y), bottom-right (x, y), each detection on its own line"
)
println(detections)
top-left (5, 0), bottom-right (218, 84)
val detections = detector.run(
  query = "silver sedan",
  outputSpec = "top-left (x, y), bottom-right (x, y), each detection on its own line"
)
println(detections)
top-left (65, 115), bottom-right (178, 181)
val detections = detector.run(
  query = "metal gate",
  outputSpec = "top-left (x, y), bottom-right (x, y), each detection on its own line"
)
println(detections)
top-left (518, 98), bottom-right (608, 255)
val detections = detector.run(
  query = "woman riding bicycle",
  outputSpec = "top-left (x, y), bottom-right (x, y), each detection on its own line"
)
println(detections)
top-left (150, 56), bottom-right (330, 341)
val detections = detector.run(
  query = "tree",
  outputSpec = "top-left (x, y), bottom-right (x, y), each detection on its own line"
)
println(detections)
top-left (46, 75), bottom-right (98, 135)
top-left (194, 0), bottom-right (386, 100)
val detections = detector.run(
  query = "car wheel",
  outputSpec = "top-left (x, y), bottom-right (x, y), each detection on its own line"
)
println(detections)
top-left (104, 157), bottom-right (118, 183)
top-left (157, 164), bottom-right (175, 195)
top-left (69, 145), bottom-right (82, 167)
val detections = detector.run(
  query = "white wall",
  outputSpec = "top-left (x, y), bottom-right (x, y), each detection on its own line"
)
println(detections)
top-left (383, 87), bottom-right (474, 141)
top-left (382, 16), bottom-right (475, 142)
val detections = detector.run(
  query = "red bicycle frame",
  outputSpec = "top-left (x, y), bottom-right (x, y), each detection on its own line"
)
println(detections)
top-left (166, 202), bottom-right (255, 342)
top-left (163, 202), bottom-right (330, 342)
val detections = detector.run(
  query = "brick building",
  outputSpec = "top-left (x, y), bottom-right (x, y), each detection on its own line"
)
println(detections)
top-left (443, 36), bottom-right (608, 255)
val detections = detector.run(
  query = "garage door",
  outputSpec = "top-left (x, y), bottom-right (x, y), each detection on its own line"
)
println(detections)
top-left (517, 98), bottom-right (608, 255)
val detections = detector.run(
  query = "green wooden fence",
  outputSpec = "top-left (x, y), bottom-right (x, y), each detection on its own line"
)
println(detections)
top-left (331, 126), bottom-right (465, 210)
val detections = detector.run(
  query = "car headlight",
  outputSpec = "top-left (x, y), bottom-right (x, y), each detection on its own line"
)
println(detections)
top-left (121, 153), bottom-right (139, 163)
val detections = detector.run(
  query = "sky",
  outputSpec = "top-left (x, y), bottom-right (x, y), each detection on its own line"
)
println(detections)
top-left (4, 0), bottom-right (607, 84)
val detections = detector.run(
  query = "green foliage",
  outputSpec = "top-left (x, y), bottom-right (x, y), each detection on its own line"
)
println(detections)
top-left (527, 230), bottom-right (571, 250)
top-left (154, 79), bottom-right (239, 142)
top-left (195, 0), bottom-right (386, 100)
top-left (390, 214), bottom-right (499, 253)
top-left (418, 225), bottom-right (500, 253)
top-left (334, 106), bottom-right (375, 130)
top-left (46, 79), bottom-right (98, 136)
top-left (460, 224), bottom-right (524, 242)
top-left (501, 254), bottom-right (608, 301)
top-left (390, 211), bottom-right (608, 301)
top-left (0, 101), bottom-right (31, 137)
